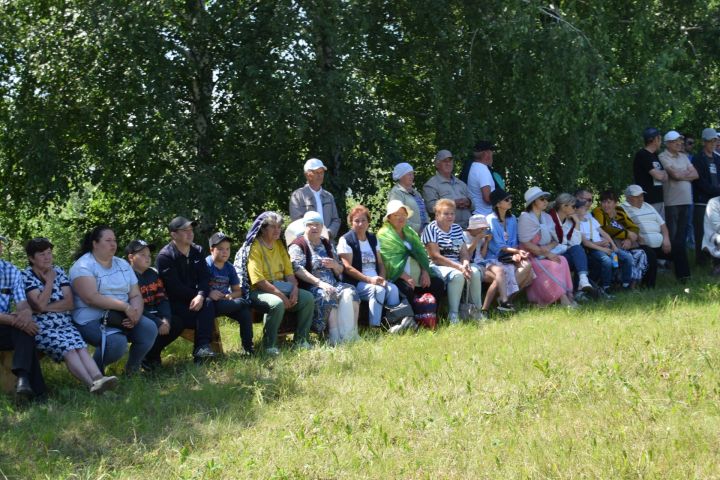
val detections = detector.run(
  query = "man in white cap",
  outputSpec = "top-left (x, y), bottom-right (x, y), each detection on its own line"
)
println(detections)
top-left (691, 128), bottom-right (720, 267)
top-left (289, 158), bottom-right (341, 240)
top-left (422, 149), bottom-right (473, 228)
top-left (658, 130), bottom-right (697, 279)
top-left (621, 184), bottom-right (686, 286)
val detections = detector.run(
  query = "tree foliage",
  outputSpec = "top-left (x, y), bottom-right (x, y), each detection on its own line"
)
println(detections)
top-left (0, 0), bottom-right (718, 263)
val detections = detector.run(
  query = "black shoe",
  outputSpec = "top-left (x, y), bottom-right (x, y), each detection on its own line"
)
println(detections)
top-left (193, 345), bottom-right (217, 363)
top-left (141, 358), bottom-right (161, 372)
top-left (240, 347), bottom-right (256, 357)
top-left (15, 375), bottom-right (34, 400)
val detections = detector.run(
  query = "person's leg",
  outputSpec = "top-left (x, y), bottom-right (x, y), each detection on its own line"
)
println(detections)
top-left (251, 291), bottom-right (285, 350)
top-left (2, 325), bottom-right (47, 396)
top-left (124, 316), bottom-right (158, 372)
top-left (191, 299), bottom-right (216, 350)
top-left (673, 205), bottom-right (691, 279)
top-left (356, 281), bottom-right (383, 327)
top-left (587, 250), bottom-right (611, 289)
top-left (215, 299), bottom-right (254, 352)
top-left (75, 320), bottom-right (128, 372)
top-left (694, 204), bottom-right (707, 266)
top-left (385, 281), bottom-right (400, 306)
top-left (468, 265), bottom-right (484, 308)
top-left (441, 267), bottom-right (464, 316)
top-left (665, 205), bottom-right (680, 244)
top-left (291, 288), bottom-right (315, 345)
top-left (482, 268), bottom-right (498, 310)
top-left (639, 246), bottom-right (657, 288)
top-left (615, 249), bottom-right (634, 287)
top-left (64, 349), bottom-right (97, 386)
top-left (78, 347), bottom-right (104, 379)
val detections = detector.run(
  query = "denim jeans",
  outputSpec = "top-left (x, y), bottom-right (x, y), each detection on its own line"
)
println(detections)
top-left (355, 281), bottom-right (400, 326)
top-left (75, 316), bottom-right (158, 373)
top-left (615, 249), bottom-right (634, 285)
top-left (562, 244), bottom-right (589, 275)
top-left (586, 249), bottom-right (613, 288)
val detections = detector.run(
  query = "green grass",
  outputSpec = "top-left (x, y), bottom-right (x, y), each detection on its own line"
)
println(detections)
top-left (2, 273), bottom-right (720, 479)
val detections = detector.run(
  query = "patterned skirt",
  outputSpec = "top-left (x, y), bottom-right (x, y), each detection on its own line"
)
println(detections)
top-left (307, 281), bottom-right (359, 334)
top-left (34, 312), bottom-right (87, 362)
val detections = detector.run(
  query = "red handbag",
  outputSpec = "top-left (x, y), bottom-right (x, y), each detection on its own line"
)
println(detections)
top-left (413, 293), bottom-right (437, 330)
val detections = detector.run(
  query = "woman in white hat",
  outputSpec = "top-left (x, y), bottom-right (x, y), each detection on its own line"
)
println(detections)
top-left (517, 187), bottom-right (575, 307)
top-left (378, 200), bottom-right (444, 314)
top-left (388, 163), bottom-right (429, 235)
top-left (288, 211), bottom-right (359, 345)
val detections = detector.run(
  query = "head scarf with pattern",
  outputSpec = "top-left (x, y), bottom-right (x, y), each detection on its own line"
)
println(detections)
top-left (234, 212), bottom-right (275, 301)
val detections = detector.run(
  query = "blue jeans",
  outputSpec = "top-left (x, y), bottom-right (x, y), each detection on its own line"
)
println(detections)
top-left (615, 249), bottom-right (633, 285)
top-left (214, 298), bottom-right (253, 351)
top-left (562, 244), bottom-right (588, 275)
top-left (355, 281), bottom-right (400, 326)
top-left (587, 249), bottom-right (613, 288)
top-left (75, 316), bottom-right (158, 373)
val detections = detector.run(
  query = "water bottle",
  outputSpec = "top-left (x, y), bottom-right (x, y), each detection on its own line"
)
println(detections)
top-left (611, 252), bottom-right (619, 268)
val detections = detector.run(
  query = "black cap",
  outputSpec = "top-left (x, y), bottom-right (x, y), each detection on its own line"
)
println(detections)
top-left (642, 127), bottom-right (660, 142)
top-left (168, 216), bottom-right (197, 232)
top-left (473, 140), bottom-right (497, 152)
top-left (490, 188), bottom-right (512, 206)
top-left (125, 239), bottom-right (156, 255)
top-left (209, 232), bottom-right (233, 248)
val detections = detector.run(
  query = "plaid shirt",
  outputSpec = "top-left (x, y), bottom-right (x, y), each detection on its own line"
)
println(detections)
top-left (0, 260), bottom-right (27, 313)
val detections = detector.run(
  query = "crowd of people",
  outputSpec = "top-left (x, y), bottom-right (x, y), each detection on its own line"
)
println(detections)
top-left (2, 128), bottom-right (720, 402)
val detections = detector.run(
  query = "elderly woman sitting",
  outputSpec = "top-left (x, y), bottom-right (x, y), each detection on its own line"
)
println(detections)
top-left (517, 187), bottom-right (575, 307)
top-left (388, 162), bottom-right (429, 235)
top-left (289, 211), bottom-right (359, 345)
top-left (421, 198), bottom-right (484, 323)
top-left (70, 225), bottom-right (158, 374)
top-left (378, 200), bottom-right (444, 315)
top-left (234, 211), bottom-right (314, 355)
top-left (22, 237), bottom-right (118, 394)
top-left (592, 190), bottom-right (647, 289)
top-left (338, 205), bottom-right (400, 327)
top-left (547, 193), bottom-right (594, 292)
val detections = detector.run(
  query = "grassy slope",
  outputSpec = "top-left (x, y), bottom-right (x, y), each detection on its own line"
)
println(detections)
top-left (1, 278), bottom-right (720, 479)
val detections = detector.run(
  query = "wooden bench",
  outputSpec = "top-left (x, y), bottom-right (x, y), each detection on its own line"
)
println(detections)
top-left (0, 350), bottom-right (15, 394)
top-left (179, 317), bottom-right (224, 354)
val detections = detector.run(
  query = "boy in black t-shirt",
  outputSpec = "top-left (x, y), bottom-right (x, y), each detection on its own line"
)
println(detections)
top-left (633, 127), bottom-right (668, 216)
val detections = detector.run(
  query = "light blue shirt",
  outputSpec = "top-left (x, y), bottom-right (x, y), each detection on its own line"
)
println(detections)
top-left (485, 212), bottom-right (519, 259)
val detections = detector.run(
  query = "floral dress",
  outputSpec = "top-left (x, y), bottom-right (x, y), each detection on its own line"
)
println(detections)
top-left (21, 266), bottom-right (86, 362)
top-left (289, 241), bottom-right (359, 334)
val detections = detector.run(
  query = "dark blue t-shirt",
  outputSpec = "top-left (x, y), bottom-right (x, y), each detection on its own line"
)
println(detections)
top-left (205, 256), bottom-right (240, 295)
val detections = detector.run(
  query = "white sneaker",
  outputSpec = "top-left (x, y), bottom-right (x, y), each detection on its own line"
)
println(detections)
top-left (89, 376), bottom-right (119, 395)
top-left (448, 313), bottom-right (460, 325)
top-left (578, 276), bottom-right (593, 292)
top-left (264, 347), bottom-right (280, 356)
top-left (294, 340), bottom-right (312, 350)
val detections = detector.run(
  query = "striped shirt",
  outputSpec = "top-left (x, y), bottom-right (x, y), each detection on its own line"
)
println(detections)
top-left (421, 221), bottom-right (465, 262)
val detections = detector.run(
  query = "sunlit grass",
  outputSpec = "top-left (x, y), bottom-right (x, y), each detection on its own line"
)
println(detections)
top-left (2, 272), bottom-right (720, 478)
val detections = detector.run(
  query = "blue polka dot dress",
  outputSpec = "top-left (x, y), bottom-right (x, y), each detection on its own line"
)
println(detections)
top-left (22, 266), bottom-right (86, 362)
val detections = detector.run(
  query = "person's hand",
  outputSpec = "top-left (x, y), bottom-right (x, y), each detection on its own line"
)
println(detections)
top-left (318, 281), bottom-right (337, 296)
top-left (189, 294), bottom-right (204, 311)
top-left (546, 252), bottom-right (560, 263)
top-left (459, 262), bottom-right (472, 280)
top-left (12, 311), bottom-right (38, 336)
top-left (158, 319), bottom-right (170, 336)
top-left (321, 257), bottom-right (340, 273)
top-left (279, 293), bottom-right (292, 309)
top-left (41, 268), bottom-right (57, 286)
top-left (420, 270), bottom-right (431, 288)
top-left (289, 286), bottom-right (298, 306)
top-left (125, 305), bottom-right (141, 324)
top-left (662, 239), bottom-right (671, 254)
top-left (601, 247), bottom-right (613, 255)
top-left (369, 276), bottom-right (386, 286)
top-left (401, 273), bottom-right (416, 290)
top-left (208, 290), bottom-right (224, 301)
top-left (517, 250), bottom-right (529, 259)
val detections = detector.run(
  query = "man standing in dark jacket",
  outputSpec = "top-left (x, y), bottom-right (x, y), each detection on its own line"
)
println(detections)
top-left (155, 217), bottom-right (216, 362)
top-left (692, 128), bottom-right (720, 267)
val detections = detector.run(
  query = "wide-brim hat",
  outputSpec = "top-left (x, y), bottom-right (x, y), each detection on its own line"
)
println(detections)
top-left (385, 200), bottom-right (414, 221)
top-left (490, 188), bottom-right (512, 206)
top-left (524, 186), bottom-right (551, 208)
